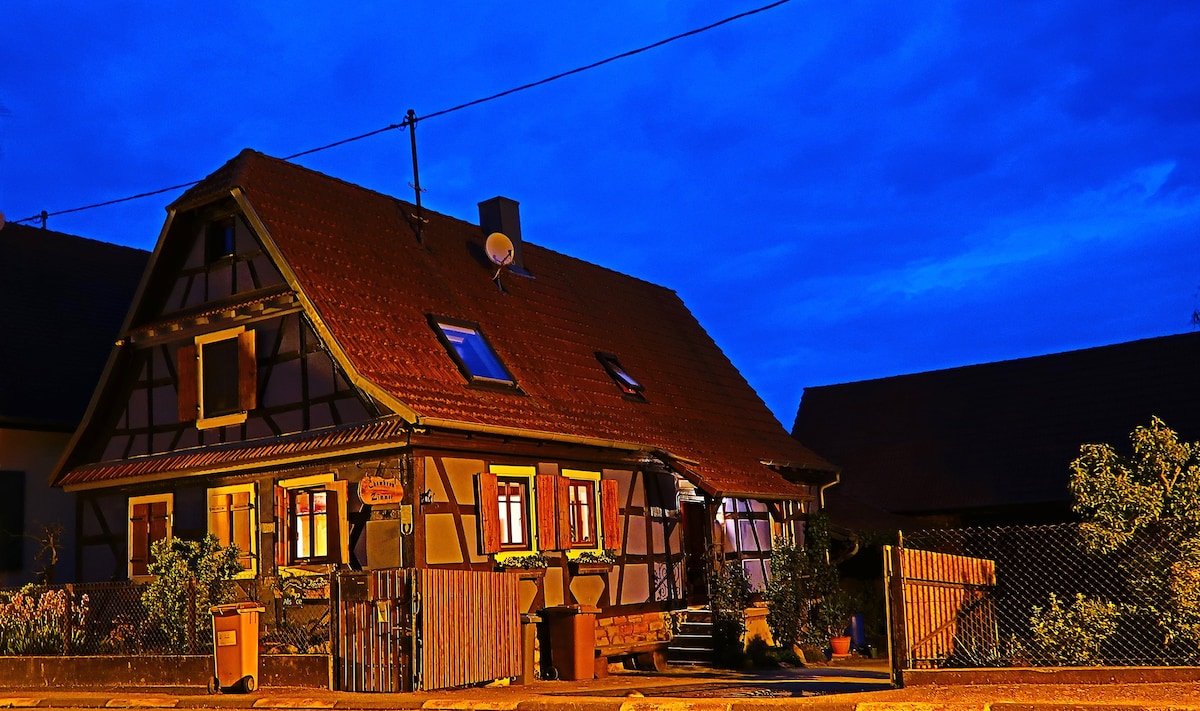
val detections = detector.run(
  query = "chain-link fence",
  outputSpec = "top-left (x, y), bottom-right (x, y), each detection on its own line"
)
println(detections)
top-left (0, 575), bottom-right (331, 656)
top-left (904, 523), bottom-right (1199, 667)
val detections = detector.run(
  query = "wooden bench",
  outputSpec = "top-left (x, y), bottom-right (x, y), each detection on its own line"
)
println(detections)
top-left (594, 640), bottom-right (670, 676)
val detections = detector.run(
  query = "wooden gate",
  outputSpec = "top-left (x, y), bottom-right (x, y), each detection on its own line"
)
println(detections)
top-left (417, 568), bottom-right (521, 691)
top-left (885, 545), bottom-right (997, 683)
top-left (337, 568), bottom-right (522, 692)
top-left (336, 569), bottom-right (412, 692)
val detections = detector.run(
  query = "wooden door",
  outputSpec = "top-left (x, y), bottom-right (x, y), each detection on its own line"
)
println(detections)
top-left (681, 501), bottom-right (710, 606)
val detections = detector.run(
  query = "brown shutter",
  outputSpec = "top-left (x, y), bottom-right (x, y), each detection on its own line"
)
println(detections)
top-left (476, 472), bottom-right (501, 554)
top-left (237, 330), bottom-right (257, 411)
top-left (176, 344), bottom-right (199, 422)
top-left (130, 503), bottom-right (150, 577)
top-left (601, 479), bottom-right (621, 550)
top-left (555, 477), bottom-right (572, 550)
top-left (328, 480), bottom-right (348, 564)
top-left (535, 474), bottom-right (558, 551)
top-left (274, 486), bottom-right (289, 567)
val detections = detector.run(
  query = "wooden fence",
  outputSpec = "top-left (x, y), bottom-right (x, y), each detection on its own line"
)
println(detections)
top-left (885, 545), bottom-right (997, 682)
top-left (418, 568), bottom-right (521, 691)
top-left (336, 567), bottom-right (521, 692)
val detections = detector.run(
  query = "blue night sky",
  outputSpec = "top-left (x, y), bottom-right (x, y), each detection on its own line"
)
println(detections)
top-left (2, 1), bottom-right (1198, 427)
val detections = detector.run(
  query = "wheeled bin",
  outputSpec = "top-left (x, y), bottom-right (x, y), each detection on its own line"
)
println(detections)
top-left (542, 604), bottom-right (597, 681)
top-left (209, 602), bottom-right (265, 693)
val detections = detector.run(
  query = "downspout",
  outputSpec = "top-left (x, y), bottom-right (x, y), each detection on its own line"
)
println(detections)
top-left (818, 470), bottom-right (841, 509)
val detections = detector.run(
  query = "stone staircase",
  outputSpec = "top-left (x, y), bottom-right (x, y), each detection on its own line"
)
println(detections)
top-left (666, 608), bottom-right (714, 666)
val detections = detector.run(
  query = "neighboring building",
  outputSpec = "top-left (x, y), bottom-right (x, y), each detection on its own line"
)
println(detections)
top-left (51, 150), bottom-right (835, 649)
top-left (0, 222), bottom-right (147, 586)
top-left (792, 332), bottom-right (1200, 534)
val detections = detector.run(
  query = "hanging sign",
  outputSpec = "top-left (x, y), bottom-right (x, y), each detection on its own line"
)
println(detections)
top-left (358, 475), bottom-right (405, 505)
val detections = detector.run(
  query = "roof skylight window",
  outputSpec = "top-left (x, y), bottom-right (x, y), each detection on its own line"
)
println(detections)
top-left (432, 318), bottom-right (515, 385)
top-left (597, 352), bottom-right (645, 400)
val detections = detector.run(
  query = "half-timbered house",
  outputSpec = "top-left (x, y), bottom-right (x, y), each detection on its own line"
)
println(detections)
top-left (50, 149), bottom-right (837, 685)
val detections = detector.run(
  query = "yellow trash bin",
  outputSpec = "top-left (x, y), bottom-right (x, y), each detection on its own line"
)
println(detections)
top-left (209, 602), bottom-right (265, 693)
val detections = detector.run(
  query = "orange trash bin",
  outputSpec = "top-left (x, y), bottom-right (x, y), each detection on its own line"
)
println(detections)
top-left (209, 602), bottom-right (265, 693)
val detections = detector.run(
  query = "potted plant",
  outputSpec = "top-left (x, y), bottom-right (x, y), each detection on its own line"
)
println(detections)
top-left (815, 590), bottom-right (854, 657)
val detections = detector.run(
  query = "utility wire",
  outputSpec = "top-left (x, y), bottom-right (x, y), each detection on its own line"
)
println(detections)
top-left (13, 0), bottom-right (792, 227)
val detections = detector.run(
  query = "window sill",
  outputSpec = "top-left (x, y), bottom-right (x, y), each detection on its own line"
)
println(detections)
top-left (569, 560), bottom-right (613, 576)
top-left (499, 567), bottom-right (548, 581)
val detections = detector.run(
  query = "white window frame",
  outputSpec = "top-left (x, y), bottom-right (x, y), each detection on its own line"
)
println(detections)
top-left (277, 473), bottom-right (349, 572)
top-left (562, 469), bottom-right (604, 559)
top-left (490, 464), bottom-right (539, 564)
top-left (195, 326), bottom-right (249, 429)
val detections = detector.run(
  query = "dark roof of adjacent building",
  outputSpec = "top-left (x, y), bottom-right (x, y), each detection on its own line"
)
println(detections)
top-left (0, 223), bottom-right (147, 429)
top-left (792, 332), bottom-right (1200, 529)
top-left (59, 149), bottom-right (833, 498)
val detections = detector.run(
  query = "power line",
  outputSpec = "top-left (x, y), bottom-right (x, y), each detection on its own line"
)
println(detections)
top-left (13, 0), bottom-right (793, 228)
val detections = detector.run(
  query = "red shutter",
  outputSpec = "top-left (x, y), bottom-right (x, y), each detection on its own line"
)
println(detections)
top-left (274, 486), bottom-right (289, 567)
top-left (176, 344), bottom-right (198, 422)
top-left (556, 477), bottom-right (572, 550)
top-left (130, 503), bottom-right (150, 577)
top-left (237, 330), bottom-right (257, 411)
top-left (476, 472), bottom-right (501, 554)
top-left (601, 479), bottom-right (621, 550)
top-left (535, 474), bottom-right (559, 551)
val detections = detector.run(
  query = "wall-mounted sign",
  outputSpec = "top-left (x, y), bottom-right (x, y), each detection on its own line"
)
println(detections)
top-left (358, 475), bottom-right (405, 505)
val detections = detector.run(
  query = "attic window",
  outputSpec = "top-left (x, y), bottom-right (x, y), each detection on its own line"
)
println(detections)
top-left (596, 352), bottom-right (645, 400)
top-left (205, 217), bottom-right (236, 263)
top-left (431, 317), bottom-right (515, 385)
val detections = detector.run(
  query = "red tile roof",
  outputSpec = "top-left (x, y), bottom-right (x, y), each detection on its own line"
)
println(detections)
top-left (72, 150), bottom-right (833, 498)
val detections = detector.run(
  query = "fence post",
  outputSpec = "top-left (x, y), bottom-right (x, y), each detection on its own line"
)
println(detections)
top-left (883, 543), bottom-right (908, 687)
top-left (187, 579), bottom-right (196, 654)
top-left (63, 584), bottom-right (74, 655)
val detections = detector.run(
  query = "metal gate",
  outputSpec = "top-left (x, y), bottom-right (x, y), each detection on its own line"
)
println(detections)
top-left (884, 545), bottom-right (997, 684)
top-left (337, 568), bottom-right (522, 692)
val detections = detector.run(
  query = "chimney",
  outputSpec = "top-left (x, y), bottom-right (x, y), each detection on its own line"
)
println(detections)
top-left (478, 196), bottom-right (529, 275)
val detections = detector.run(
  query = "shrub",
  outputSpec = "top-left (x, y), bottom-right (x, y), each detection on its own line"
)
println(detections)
top-left (707, 547), bottom-right (751, 667)
top-left (1029, 593), bottom-right (1120, 665)
top-left (141, 535), bottom-right (242, 653)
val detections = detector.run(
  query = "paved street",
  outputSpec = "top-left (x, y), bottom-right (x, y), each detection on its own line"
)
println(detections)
top-left (6, 659), bottom-right (1200, 710)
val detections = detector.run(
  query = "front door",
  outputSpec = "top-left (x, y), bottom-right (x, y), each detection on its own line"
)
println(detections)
top-left (681, 501), bottom-right (710, 605)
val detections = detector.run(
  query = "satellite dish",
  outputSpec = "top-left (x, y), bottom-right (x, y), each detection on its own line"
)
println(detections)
top-left (485, 232), bottom-right (515, 267)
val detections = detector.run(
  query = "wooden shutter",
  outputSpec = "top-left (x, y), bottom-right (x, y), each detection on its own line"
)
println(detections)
top-left (555, 477), bottom-right (572, 550)
top-left (130, 503), bottom-right (150, 577)
top-left (274, 486), bottom-right (289, 567)
top-left (209, 492), bottom-right (231, 546)
top-left (535, 474), bottom-right (559, 551)
top-left (176, 344), bottom-right (199, 422)
top-left (328, 480), bottom-right (350, 564)
top-left (601, 479), bottom-right (621, 550)
top-left (476, 472), bottom-right (501, 554)
top-left (237, 330), bottom-right (257, 411)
